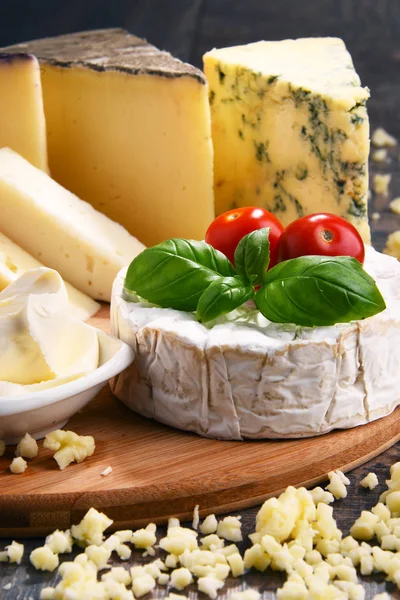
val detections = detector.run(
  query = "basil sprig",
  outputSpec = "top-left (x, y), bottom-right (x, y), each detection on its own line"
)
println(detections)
top-left (234, 228), bottom-right (270, 286)
top-left (255, 255), bottom-right (386, 327)
top-left (196, 276), bottom-right (254, 323)
top-left (124, 230), bottom-right (386, 326)
top-left (124, 239), bottom-right (235, 311)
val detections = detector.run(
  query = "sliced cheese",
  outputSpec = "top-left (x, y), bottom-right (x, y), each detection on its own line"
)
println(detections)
top-left (3, 29), bottom-right (215, 247)
top-left (0, 148), bottom-right (144, 301)
top-left (111, 247), bottom-right (400, 440)
top-left (203, 37), bottom-right (370, 242)
top-left (0, 233), bottom-right (99, 321)
top-left (0, 53), bottom-right (48, 171)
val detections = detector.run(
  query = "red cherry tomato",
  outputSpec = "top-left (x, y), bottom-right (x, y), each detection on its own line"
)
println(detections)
top-left (277, 213), bottom-right (365, 264)
top-left (205, 207), bottom-right (284, 269)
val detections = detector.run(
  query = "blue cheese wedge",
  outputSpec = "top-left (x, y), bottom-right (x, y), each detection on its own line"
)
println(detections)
top-left (111, 247), bottom-right (400, 439)
top-left (203, 37), bottom-right (370, 242)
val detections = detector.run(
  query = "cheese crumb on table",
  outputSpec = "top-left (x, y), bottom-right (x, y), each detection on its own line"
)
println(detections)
top-left (0, 541), bottom-right (24, 564)
top-left (131, 523), bottom-right (157, 550)
top-left (373, 173), bottom-right (392, 196)
top-left (197, 575), bottom-right (225, 598)
top-left (192, 504), bottom-right (200, 530)
top-left (43, 429), bottom-right (95, 470)
top-left (9, 456), bottom-right (27, 474)
top-left (200, 514), bottom-right (218, 535)
top-left (16, 432), bottom-right (38, 458)
top-left (170, 567), bottom-right (193, 590)
top-left (45, 529), bottom-right (73, 554)
top-left (383, 231), bottom-right (400, 260)
top-left (389, 197), bottom-right (400, 214)
top-left (326, 470), bottom-right (350, 499)
top-left (371, 211), bottom-right (381, 221)
top-left (372, 148), bottom-right (389, 162)
top-left (216, 516), bottom-right (243, 542)
top-left (30, 546), bottom-right (59, 572)
top-left (360, 472), bottom-right (379, 490)
top-left (372, 127), bottom-right (397, 147)
top-left (71, 507), bottom-right (113, 546)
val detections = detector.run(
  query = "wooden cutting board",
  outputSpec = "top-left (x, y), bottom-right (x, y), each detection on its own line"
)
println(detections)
top-left (1, 306), bottom-right (399, 537)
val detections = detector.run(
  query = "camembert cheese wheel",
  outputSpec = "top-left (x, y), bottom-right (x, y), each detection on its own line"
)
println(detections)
top-left (110, 246), bottom-right (400, 440)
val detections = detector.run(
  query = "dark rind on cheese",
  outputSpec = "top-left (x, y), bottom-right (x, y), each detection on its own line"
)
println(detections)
top-left (2, 28), bottom-right (207, 84)
top-left (0, 52), bottom-right (36, 65)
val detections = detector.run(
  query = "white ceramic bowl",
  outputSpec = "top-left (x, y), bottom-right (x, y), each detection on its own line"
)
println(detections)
top-left (0, 329), bottom-right (135, 444)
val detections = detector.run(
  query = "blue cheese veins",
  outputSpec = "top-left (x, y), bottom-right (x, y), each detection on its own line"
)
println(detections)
top-left (204, 37), bottom-right (370, 242)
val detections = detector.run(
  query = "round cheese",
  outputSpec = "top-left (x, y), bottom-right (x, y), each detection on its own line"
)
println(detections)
top-left (110, 246), bottom-right (400, 440)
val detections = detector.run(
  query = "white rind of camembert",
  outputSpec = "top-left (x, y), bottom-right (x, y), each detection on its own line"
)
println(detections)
top-left (110, 246), bottom-right (400, 440)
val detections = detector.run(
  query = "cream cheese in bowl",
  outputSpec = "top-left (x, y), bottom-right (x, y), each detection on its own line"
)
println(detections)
top-left (0, 267), bottom-right (99, 395)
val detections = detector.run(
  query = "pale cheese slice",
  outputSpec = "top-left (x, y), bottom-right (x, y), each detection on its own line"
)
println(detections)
top-left (0, 53), bottom-right (48, 171)
top-left (0, 148), bottom-right (145, 301)
top-left (0, 233), bottom-right (99, 321)
top-left (110, 247), bottom-right (400, 440)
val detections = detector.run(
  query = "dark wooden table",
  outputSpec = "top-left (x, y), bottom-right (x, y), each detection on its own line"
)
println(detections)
top-left (2, 1), bottom-right (400, 597)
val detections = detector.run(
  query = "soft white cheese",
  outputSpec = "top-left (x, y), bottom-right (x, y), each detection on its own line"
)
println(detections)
top-left (111, 246), bottom-right (400, 439)
top-left (0, 268), bottom-right (98, 396)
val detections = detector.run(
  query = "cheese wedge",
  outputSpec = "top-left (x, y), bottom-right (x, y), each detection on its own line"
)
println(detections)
top-left (203, 38), bottom-right (370, 242)
top-left (0, 53), bottom-right (48, 171)
top-left (0, 148), bottom-right (144, 301)
top-left (111, 247), bottom-right (400, 440)
top-left (0, 233), bottom-right (99, 321)
top-left (3, 29), bottom-right (215, 247)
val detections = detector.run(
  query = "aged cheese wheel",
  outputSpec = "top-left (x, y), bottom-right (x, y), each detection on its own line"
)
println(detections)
top-left (110, 246), bottom-right (400, 440)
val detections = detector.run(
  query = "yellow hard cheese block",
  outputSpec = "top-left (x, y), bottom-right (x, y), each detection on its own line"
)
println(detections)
top-left (204, 37), bottom-right (371, 242)
top-left (4, 29), bottom-right (215, 247)
top-left (0, 53), bottom-right (48, 171)
top-left (0, 233), bottom-right (100, 321)
top-left (0, 148), bottom-right (145, 302)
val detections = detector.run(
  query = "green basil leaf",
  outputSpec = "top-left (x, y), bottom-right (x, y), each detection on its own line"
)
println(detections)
top-left (124, 238), bottom-right (236, 311)
top-left (196, 276), bottom-right (254, 323)
top-left (234, 227), bottom-right (271, 286)
top-left (255, 255), bottom-right (386, 327)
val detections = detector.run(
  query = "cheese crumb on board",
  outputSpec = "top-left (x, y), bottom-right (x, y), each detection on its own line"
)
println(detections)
top-left (30, 546), bottom-right (59, 572)
top-left (373, 173), bottom-right (392, 196)
top-left (43, 429), bottom-right (95, 470)
top-left (100, 466), bottom-right (113, 477)
top-left (360, 472), bottom-right (379, 490)
top-left (0, 541), bottom-right (24, 564)
top-left (200, 514), bottom-right (218, 535)
top-left (9, 456), bottom-right (27, 474)
top-left (16, 433), bottom-right (38, 458)
top-left (326, 470), bottom-right (351, 499)
top-left (0, 440), bottom-right (5, 457)
top-left (383, 231), bottom-right (400, 260)
top-left (372, 127), bottom-right (397, 147)
top-left (372, 148), bottom-right (388, 162)
top-left (389, 197), bottom-right (400, 214)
